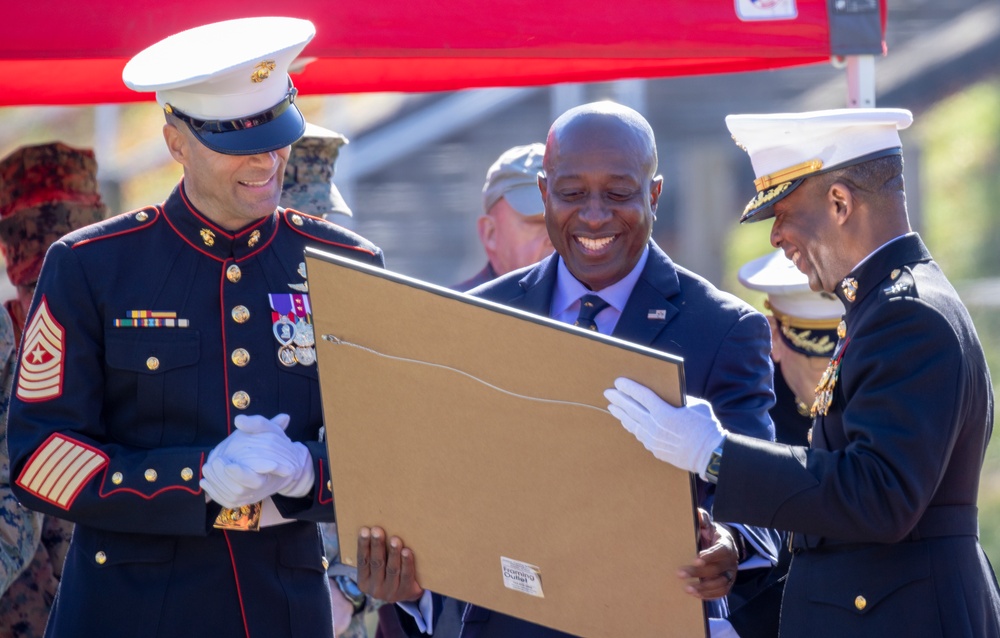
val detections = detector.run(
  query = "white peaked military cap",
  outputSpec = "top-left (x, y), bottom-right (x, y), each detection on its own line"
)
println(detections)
top-left (726, 108), bottom-right (913, 223)
top-left (739, 250), bottom-right (844, 322)
top-left (739, 250), bottom-right (844, 358)
top-left (122, 17), bottom-right (316, 155)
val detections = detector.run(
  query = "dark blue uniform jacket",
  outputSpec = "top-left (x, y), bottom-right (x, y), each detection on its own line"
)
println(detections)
top-left (8, 182), bottom-right (384, 638)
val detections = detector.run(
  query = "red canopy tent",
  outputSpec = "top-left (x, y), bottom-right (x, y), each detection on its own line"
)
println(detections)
top-left (1, 0), bottom-right (885, 106)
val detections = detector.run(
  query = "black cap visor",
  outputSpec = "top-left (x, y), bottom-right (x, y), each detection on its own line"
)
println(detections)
top-left (739, 147), bottom-right (903, 224)
top-left (740, 179), bottom-right (803, 223)
top-left (170, 85), bottom-right (305, 156)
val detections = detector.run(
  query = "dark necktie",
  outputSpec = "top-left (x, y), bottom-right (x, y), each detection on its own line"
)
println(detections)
top-left (574, 294), bottom-right (609, 332)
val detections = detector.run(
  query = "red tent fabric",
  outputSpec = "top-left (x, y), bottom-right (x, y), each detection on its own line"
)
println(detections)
top-left (1, 0), bottom-right (881, 106)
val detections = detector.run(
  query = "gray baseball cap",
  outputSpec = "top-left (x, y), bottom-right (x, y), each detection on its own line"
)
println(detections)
top-left (482, 143), bottom-right (545, 216)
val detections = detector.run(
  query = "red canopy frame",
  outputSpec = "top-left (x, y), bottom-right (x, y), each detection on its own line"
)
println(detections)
top-left (1, 0), bottom-right (884, 106)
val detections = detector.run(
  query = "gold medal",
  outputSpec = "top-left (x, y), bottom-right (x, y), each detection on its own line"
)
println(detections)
top-left (811, 338), bottom-right (850, 417)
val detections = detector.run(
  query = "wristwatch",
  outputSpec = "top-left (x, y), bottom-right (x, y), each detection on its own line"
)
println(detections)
top-left (333, 574), bottom-right (367, 616)
top-left (705, 442), bottom-right (724, 484)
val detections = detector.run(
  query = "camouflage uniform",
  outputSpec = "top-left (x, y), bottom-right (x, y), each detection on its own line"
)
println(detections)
top-left (0, 142), bottom-right (105, 637)
top-left (283, 125), bottom-right (375, 637)
top-left (0, 307), bottom-right (40, 597)
top-left (281, 124), bottom-right (353, 219)
top-left (320, 522), bottom-right (384, 638)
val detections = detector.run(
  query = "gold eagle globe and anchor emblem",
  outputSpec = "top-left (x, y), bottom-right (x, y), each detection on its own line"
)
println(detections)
top-left (251, 60), bottom-right (276, 83)
top-left (841, 277), bottom-right (858, 303)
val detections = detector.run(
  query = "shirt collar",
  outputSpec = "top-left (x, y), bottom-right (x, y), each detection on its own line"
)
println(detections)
top-left (551, 245), bottom-right (650, 317)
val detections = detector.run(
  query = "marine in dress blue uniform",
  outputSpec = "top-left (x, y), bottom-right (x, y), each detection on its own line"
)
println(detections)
top-left (6, 18), bottom-right (384, 638)
top-left (607, 109), bottom-right (1000, 637)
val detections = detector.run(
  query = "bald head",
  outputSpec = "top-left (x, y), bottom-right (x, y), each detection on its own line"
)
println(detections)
top-left (539, 101), bottom-right (663, 291)
top-left (545, 101), bottom-right (658, 181)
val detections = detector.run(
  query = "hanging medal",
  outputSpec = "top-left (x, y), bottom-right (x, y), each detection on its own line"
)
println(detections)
top-left (269, 294), bottom-right (298, 367)
top-left (291, 293), bottom-right (316, 366)
top-left (812, 337), bottom-right (850, 418)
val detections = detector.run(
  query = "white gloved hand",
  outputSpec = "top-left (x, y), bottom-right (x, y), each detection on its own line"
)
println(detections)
top-left (232, 414), bottom-right (315, 498)
top-left (200, 414), bottom-right (316, 507)
top-left (201, 454), bottom-right (290, 508)
top-left (604, 377), bottom-right (726, 480)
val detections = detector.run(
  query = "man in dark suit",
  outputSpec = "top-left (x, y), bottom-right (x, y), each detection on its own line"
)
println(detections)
top-left (358, 101), bottom-right (778, 637)
top-left (606, 108), bottom-right (1000, 637)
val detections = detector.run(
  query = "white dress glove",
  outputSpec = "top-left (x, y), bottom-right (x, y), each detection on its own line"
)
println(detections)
top-left (604, 377), bottom-right (727, 480)
top-left (201, 414), bottom-right (316, 507)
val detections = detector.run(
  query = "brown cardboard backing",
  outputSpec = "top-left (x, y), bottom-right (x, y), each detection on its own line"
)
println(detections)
top-left (306, 249), bottom-right (706, 638)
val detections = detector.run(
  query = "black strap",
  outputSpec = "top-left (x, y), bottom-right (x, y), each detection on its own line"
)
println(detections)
top-left (795, 504), bottom-right (979, 553)
top-left (906, 504), bottom-right (979, 541)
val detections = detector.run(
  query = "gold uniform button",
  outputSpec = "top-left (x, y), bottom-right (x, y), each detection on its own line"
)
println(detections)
top-left (290, 214), bottom-right (304, 226)
top-left (227, 264), bottom-right (242, 283)
top-left (181, 467), bottom-right (194, 482)
top-left (144, 469), bottom-right (158, 482)
top-left (232, 306), bottom-right (250, 324)
top-left (95, 551), bottom-right (107, 565)
top-left (146, 356), bottom-right (160, 371)
top-left (322, 557), bottom-right (330, 570)
top-left (854, 595), bottom-right (867, 611)
top-left (112, 472), bottom-right (123, 485)
top-left (231, 348), bottom-right (250, 367)
top-left (136, 211), bottom-right (149, 222)
top-left (232, 391), bottom-right (250, 410)
top-left (326, 480), bottom-right (332, 492)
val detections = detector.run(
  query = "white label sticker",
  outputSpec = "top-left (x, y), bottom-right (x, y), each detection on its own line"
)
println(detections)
top-left (500, 557), bottom-right (544, 598)
top-left (735, 0), bottom-right (798, 21)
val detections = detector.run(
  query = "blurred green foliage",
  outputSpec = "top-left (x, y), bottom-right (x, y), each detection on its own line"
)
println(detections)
top-left (917, 78), bottom-right (1000, 572)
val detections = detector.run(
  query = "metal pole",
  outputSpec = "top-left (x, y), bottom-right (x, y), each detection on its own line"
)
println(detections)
top-left (845, 54), bottom-right (876, 108)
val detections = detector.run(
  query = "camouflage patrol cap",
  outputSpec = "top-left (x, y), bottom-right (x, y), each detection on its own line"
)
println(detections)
top-left (0, 142), bottom-right (107, 285)
top-left (280, 123), bottom-right (353, 218)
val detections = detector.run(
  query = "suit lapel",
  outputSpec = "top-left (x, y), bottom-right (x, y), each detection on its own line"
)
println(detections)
top-left (612, 242), bottom-right (681, 347)
top-left (512, 253), bottom-right (560, 315)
